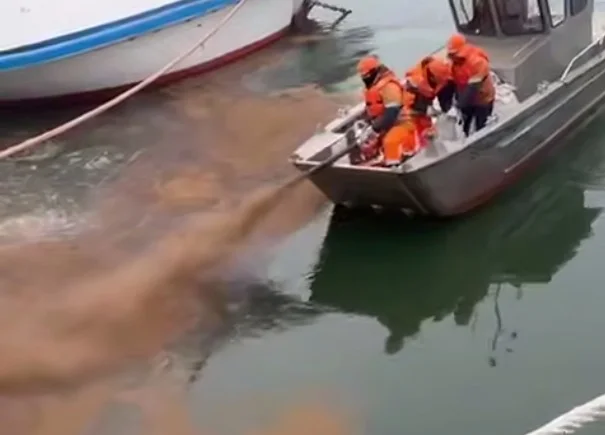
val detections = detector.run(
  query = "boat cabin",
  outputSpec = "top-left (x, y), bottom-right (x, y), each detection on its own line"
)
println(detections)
top-left (448, 0), bottom-right (594, 100)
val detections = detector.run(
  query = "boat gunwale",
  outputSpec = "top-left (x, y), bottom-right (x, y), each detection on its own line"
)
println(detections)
top-left (0, 0), bottom-right (238, 71)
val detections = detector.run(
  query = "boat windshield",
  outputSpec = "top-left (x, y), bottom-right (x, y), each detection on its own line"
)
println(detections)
top-left (494, 0), bottom-right (545, 35)
top-left (450, 0), bottom-right (546, 36)
top-left (450, 0), bottom-right (497, 36)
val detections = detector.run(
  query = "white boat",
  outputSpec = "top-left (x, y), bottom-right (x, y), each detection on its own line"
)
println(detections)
top-left (0, 0), bottom-right (309, 106)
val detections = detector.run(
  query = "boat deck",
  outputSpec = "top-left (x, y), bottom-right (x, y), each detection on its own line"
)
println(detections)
top-left (323, 77), bottom-right (521, 171)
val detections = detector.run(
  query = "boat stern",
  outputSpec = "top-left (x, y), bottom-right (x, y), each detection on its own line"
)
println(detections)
top-left (290, 115), bottom-right (429, 215)
top-left (293, 161), bottom-right (426, 215)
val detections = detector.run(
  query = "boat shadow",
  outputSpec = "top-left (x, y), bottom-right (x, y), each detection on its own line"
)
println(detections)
top-left (306, 137), bottom-right (604, 358)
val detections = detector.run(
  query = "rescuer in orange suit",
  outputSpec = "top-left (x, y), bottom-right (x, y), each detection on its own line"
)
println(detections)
top-left (446, 33), bottom-right (495, 136)
top-left (356, 55), bottom-right (419, 166)
top-left (404, 55), bottom-right (456, 145)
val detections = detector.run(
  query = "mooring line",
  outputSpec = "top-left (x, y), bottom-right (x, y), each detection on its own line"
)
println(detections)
top-left (0, 0), bottom-right (252, 161)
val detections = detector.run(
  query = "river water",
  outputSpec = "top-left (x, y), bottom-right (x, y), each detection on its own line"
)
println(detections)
top-left (2, 1), bottom-right (605, 434)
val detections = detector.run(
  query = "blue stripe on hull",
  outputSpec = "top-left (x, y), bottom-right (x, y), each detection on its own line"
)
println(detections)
top-left (0, 0), bottom-right (238, 71)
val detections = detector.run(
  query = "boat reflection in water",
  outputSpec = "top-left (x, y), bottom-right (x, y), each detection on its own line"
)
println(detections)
top-left (166, 280), bottom-right (327, 384)
top-left (307, 149), bottom-right (603, 360)
top-left (167, 123), bottom-right (605, 379)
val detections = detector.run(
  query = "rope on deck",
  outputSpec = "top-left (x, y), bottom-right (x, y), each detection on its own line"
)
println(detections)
top-left (0, 0), bottom-right (251, 161)
top-left (524, 393), bottom-right (605, 435)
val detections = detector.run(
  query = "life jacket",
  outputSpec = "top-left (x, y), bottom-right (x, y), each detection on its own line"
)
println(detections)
top-left (451, 45), bottom-right (494, 105)
top-left (405, 67), bottom-right (434, 115)
top-left (425, 57), bottom-right (453, 94)
top-left (405, 66), bottom-right (432, 97)
top-left (407, 57), bottom-right (452, 96)
top-left (405, 57), bottom-right (453, 115)
top-left (364, 71), bottom-right (406, 120)
top-left (451, 45), bottom-right (489, 90)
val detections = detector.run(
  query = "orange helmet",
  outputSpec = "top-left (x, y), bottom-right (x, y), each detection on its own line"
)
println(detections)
top-left (447, 33), bottom-right (467, 56)
top-left (357, 55), bottom-right (381, 77)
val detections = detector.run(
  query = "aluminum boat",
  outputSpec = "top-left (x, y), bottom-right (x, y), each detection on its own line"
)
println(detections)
top-left (291, 0), bottom-right (605, 217)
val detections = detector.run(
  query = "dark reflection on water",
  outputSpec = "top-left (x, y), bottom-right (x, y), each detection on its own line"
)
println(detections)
top-left (308, 135), bottom-right (603, 357)
top-left (166, 279), bottom-right (327, 385)
top-left (242, 25), bottom-right (375, 93)
top-left (164, 117), bottom-right (605, 396)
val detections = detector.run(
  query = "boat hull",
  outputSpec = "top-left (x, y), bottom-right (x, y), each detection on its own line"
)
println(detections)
top-left (406, 54), bottom-right (605, 217)
top-left (0, 0), bottom-right (301, 106)
top-left (292, 47), bottom-right (605, 217)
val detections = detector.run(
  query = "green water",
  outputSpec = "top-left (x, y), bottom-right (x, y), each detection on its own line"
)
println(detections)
top-left (192, 119), bottom-right (605, 435)
top-left (190, 1), bottom-right (605, 434)
top-left (3, 0), bottom-right (605, 434)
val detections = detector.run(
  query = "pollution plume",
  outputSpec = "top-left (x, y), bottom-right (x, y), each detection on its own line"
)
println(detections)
top-left (0, 46), bottom-right (355, 433)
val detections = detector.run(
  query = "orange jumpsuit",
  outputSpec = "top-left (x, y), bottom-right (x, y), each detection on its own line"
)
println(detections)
top-left (447, 33), bottom-right (495, 135)
top-left (364, 71), bottom-right (419, 165)
top-left (405, 56), bottom-right (454, 145)
top-left (450, 45), bottom-right (493, 102)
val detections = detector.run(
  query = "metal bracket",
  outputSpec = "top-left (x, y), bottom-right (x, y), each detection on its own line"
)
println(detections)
top-left (337, 106), bottom-right (351, 118)
top-left (308, 0), bottom-right (352, 29)
top-left (537, 80), bottom-right (549, 94)
top-left (560, 31), bottom-right (605, 82)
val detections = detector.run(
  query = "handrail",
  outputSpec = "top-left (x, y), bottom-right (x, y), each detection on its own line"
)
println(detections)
top-left (524, 392), bottom-right (605, 435)
top-left (429, 44), bottom-right (446, 56)
top-left (560, 31), bottom-right (605, 82)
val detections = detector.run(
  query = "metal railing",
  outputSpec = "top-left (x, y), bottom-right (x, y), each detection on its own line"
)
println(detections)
top-left (429, 44), bottom-right (446, 56)
top-left (560, 32), bottom-right (605, 82)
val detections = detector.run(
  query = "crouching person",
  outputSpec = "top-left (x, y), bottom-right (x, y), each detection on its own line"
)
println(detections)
top-left (356, 55), bottom-right (419, 167)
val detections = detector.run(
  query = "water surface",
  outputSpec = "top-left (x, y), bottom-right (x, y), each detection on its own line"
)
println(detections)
top-left (3, 0), bottom-right (605, 434)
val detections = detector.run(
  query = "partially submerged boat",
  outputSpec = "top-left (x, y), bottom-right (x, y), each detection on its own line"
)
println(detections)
top-left (291, 0), bottom-right (605, 217)
top-left (0, 0), bottom-right (333, 106)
